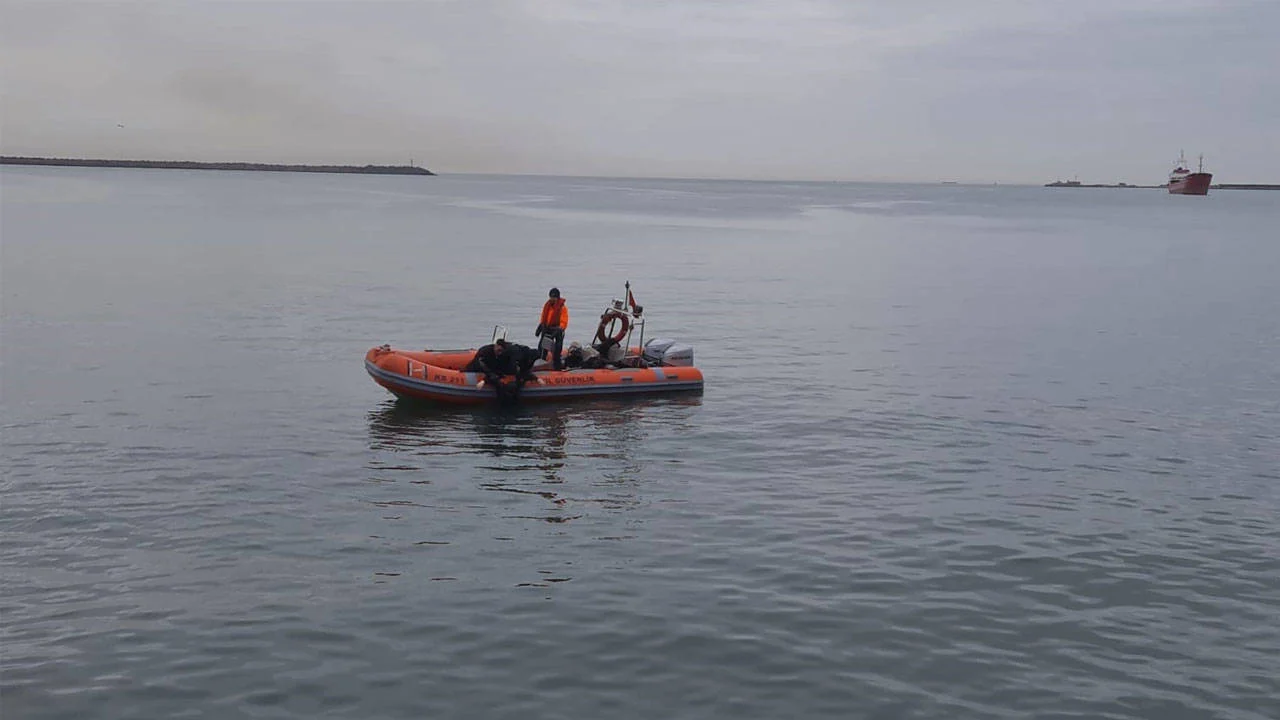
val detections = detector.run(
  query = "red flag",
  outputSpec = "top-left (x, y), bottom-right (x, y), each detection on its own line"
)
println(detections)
top-left (627, 289), bottom-right (638, 310)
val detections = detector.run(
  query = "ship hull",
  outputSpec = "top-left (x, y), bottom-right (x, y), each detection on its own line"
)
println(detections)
top-left (1169, 172), bottom-right (1212, 195)
top-left (364, 346), bottom-right (703, 405)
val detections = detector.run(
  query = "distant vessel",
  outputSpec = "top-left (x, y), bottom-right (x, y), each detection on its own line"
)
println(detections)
top-left (1168, 151), bottom-right (1211, 195)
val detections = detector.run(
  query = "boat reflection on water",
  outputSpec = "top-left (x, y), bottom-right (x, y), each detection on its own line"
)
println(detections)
top-left (365, 395), bottom-right (702, 488)
top-left (361, 396), bottom-right (702, 587)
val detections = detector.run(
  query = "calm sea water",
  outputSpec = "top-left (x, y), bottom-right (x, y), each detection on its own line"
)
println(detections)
top-left (2, 167), bottom-right (1278, 719)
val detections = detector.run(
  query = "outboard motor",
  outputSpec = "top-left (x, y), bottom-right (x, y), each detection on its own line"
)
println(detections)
top-left (643, 337), bottom-right (695, 367)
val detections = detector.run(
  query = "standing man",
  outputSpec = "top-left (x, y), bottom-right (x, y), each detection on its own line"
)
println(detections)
top-left (535, 287), bottom-right (569, 370)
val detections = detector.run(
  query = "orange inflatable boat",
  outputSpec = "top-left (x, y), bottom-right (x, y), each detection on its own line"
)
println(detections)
top-left (365, 283), bottom-right (704, 404)
top-left (364, 345), bottom-right (703, 404)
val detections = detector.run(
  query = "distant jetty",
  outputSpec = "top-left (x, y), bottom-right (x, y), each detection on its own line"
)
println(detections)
top-left (0, 156), bottom-right (434, 176)
top-left (1214, 184), bottom-right (1280, 191)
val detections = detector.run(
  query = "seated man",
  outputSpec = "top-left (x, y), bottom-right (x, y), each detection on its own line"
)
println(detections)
top-left (564, 341), bottom-right (585, 369)
top-left (566, 341), bottom-right (604, 370)
top-left (591, 337), bottom-right (626, 367)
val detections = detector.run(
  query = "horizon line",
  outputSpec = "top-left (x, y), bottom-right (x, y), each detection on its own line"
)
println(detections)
top-left (4, 154), bottom-right (1221, 186)
top-left (0, 155), bottom-right (1044, 186)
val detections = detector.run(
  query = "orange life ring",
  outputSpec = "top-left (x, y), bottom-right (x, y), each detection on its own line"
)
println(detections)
top-left (595, 309), bottom-right (630, 345)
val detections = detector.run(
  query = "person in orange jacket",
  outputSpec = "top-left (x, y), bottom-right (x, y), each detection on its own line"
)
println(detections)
top-left (535, 287), bottom-right (569, 370)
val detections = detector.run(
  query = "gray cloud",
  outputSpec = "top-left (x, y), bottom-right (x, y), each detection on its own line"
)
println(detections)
top-left (2, 0), bottom-right (1276, 182)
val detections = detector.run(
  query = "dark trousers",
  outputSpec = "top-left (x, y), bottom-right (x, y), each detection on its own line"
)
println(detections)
top-left (542, 329), bottom-right (564, 370)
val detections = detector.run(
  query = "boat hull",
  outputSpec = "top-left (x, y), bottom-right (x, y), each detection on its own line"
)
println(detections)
top-left (1169, 172), bottom-right (1212, 195)
top-left (365, 346), bottom-right (704, 405)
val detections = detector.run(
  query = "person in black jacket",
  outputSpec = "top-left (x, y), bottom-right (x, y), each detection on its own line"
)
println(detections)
top-left (465, 339), bottom-right (541, 401)
top-left (464, 338), bottom-right (511, 384)
top-left (506, 343), bottom-right (542, 385)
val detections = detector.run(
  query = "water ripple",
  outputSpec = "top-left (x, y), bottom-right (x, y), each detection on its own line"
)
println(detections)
top-left (4, 171), bottom-right (1279, 719)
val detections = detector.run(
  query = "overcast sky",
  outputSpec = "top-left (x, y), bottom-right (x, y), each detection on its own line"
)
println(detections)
top-left (2, 0), bottom-right (1276, 183)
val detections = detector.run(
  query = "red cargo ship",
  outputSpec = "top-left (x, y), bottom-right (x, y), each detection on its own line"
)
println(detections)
top-left (1168, 151), bottom-right (1212, 195)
